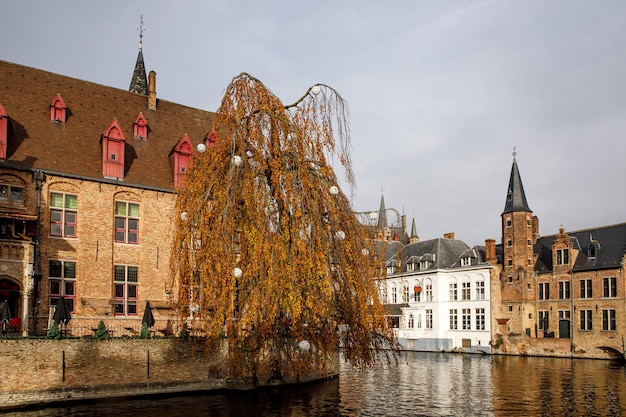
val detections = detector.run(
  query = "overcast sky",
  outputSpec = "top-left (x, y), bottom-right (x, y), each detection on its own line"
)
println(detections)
top-left (2, 1), bottom-right (625, 246)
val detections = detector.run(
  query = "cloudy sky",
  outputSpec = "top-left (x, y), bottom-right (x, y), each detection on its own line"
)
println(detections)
top-left (2, 1), bottom-right (625, 246)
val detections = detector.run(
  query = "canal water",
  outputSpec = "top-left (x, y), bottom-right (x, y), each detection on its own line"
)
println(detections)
top-left (7, 352), bottom-right (626, 416)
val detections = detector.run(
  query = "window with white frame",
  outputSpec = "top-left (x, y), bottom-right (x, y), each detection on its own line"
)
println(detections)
top-left (475, 308), bottom-right (485, 330)
top-left (50, 192), bottom-right (77, 238)
top-left (114, 265), bottom-right (138, 315)
top-left (408, 314), bottom-right (414, 329)
top-left (558, 281), bottom-right (570, 300)
top-left (115, 201), bottom-right (139, 244)
top-left (462, 308), bottom-right (471, 330)
top-left (449, 309), bottom-right (458, 330)
top-left (416, 313), bottom-right (422, 329)
top-left (460, 257), bottom-right (470, 266)
top-left (476, 280), bottom-right (485, 300)
top-left (49, 260), bottom-right (76, 313)
top-left (426, 309), bottom-right (433, 329)
top-left (379, 283), bottom-right (388, 304)
top-left (414, 283), bottom-right (421, 302)
top-left (538, 282), bottom-right (550, 300)
top-left (391, 285), bottom-right (397, 303)
top-left (462, 281), bottom-right (471, 300)
top-left (556, 248), bottom-right (569, 265)
top-left (425, 280), bottom-right (433, 302)
top-left (602, 309), bottom-right (616, 331)
top-left (580, 279), bottom-right (592, 298)
top-left (402, 283), bottom-right (409, 303)
top-left (580, 310), bottom-right (592, 331)
top-left (603, 277), bottom-right (617, 298)
top-left (449, 282), bottom-right (457, 301)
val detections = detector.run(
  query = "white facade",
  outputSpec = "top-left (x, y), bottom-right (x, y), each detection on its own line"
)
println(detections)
top-left (380, 261), bottom-right (492, 353)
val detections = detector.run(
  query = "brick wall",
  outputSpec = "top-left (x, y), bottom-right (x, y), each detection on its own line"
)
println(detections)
top-left (0, 339), bottom-right (339, 411)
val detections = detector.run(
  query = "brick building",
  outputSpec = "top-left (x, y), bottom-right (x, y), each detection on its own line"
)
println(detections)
top-left (491, 157), bottom-right (626, 357)
top-left (0, 48), bottom-right (215, 335)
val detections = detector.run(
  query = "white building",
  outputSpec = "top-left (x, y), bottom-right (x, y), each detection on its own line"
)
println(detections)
top-left (376, 234), bottom-right (492, 353)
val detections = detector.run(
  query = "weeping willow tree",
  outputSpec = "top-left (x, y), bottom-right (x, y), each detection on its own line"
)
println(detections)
top-left (172, 73), bottom-right (396, 381)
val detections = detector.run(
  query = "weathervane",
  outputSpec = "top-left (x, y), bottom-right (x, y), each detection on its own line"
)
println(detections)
top-left (137, 15), bottom-right (145, 50)
top-left (512, 146), bottom-right (517, 157)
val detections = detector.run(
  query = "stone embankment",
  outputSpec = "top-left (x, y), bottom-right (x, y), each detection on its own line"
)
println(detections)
top-left (0, 339), bottom-right (338, 411)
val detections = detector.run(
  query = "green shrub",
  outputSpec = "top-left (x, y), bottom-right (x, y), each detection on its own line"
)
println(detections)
top-left (46, 321), bottom-right (61, 339)
top-left (140, 323), bottom-right (151, 339)
top-left (94, 320), bottom-right (109, 340)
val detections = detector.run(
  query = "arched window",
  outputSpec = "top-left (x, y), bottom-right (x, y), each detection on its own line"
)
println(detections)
top-left (133, 113), bottom-right (148, 140)
top-left (50, 94), bottom-right (67, 123)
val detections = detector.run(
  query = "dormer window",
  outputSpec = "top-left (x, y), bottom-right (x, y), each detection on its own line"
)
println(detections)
top-left (101, 119), bottom-right (126, 180)
top-left (588, 241), bottom-right (600, 259)
top-left (172, 134), bottom-right (193, 189)
top-left (460, 257), bottom-right (471, 266)
top-left (0, 103), bottom-right (7, 160)
top-left (556, 248), bottom-right (569, 265)
top-left (205, 130), bottom-right (217, 147)
top-left (50, 94), bottom-right (67, 123)
top-left (133, 113), bottom-right (148, 140)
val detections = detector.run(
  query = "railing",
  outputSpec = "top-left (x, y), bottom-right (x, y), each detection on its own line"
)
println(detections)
top-left (51, 320), bottom-right (207, 339)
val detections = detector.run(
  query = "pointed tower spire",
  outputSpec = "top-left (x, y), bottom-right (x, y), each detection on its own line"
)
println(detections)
top-left (377, 194), bottom-right (387, 229)
top-left (129, 16), bottom-right (149, 95)
top-left (409, 217), bottom-right (419, 243)
top-left (502, 153), bottom-right (531, 214)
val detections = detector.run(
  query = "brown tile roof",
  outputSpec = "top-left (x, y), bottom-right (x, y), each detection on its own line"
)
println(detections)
top-left (0, 60), bottom-right (216, 191)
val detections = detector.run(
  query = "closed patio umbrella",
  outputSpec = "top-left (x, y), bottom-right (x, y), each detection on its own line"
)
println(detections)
top-left (53, 297), bottom-right (71, 326)
top-left (142, 301), bottom-right (155, 328)
top-left (0, 300), bottom-right (10, 334)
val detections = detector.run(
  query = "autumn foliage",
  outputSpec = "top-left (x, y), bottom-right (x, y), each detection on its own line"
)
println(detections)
top-left (171, 73), bottom-right (395, 380)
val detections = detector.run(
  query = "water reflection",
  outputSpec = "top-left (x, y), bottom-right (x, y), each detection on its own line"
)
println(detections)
top-left (5, 353), bottom-right (626, 416)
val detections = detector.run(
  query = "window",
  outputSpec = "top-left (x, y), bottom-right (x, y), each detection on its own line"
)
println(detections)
top-left (476, 308), bottom-right (485, 330)
top-left (558, 281), bottom-right (571, 300)
top-left (506, 239), bottom-right (512, 247)
top-left (50, 192), bottom-right (77, 238)
top-left (508, 305), bottom-right (513, 312)
top-left (402, 283), bottom-right (409, 303)
top-left (391, 285), bottom-right (397, 304)
top-left (133, 113), bottom-right (148, 140)
top-left (49, 260), bottom-right (76, 313)
top-left (580, 310), bottom-right (592, 331)
top-left (49, 94), bottom-right (67, 123)
top-left (416, 314), bottom-right (422, 329)
top-left (425, 281), bottom-right (433, 302)
top-left (419, 261), bottom-right (429, 270)
top-left (115, 201), bottom-right (139, 244)
top-left (476, 281), bottom-right (485, 300)
top-left (462, 308), bottom-right (471, 330)
top-left (461, 257), bottom-right (470, 266)
top-left (114, 265), bottom-right (138, 315)
top-left (426, 309), bottom-right (433, 329)
top-left (407, 263), bottom-right (416, 272)
top-left (407, 314), bottom-right (414, 329)
top-left (556, 249), bottom-right (569, 265)
top-left (379, 284), bottom-right (388, 304)
top-left (558, 310), bottom-right (571, 320)
top-left (449, 282), bottom-right (457, 301)
top-left (580, 279), bottom-right (592, 298)
top-left (449, 309), bottom-right (458, 330)
top-left (413, 284), bottom-right (421, 302)
top-left (462, 281), bottom-right (471, 300)
top-left (539, 310), bottom-right (549, 331)
top-left (506, 218), bottom-right (512, 227)
top-left (603, 277), bottom-right (617, 298)
top-left (0, 184), bottom-right (24, 205)
top-left (538, 282), bottom-right (550, 300)
top-left (602, 309), bottom-right (616, 331)
top-left (507, 259), bottom-right (513, 267)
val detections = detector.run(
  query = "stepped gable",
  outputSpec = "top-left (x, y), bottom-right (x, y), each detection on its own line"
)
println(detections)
top-left (0, 60), bottom-right (215, 191)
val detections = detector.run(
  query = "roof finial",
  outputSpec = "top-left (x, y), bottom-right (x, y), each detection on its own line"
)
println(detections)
top-left (137, 15), bottom-right (146, 51)
top-left (512, 146), bottom-right (517, 158)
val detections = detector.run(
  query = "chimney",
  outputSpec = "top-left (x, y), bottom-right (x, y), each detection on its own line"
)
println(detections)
top-left (532, 215), bottom-right (540, 242)
top-left (485, 238), bottom-right (496, 265)
top-left (149, 71), bottom-right (157, 111)
top-left (443, 232), bottom-right (455, 240)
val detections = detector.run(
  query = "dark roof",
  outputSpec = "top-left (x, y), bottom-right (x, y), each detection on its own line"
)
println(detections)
top-left (534, 223), bottom-right (626, 273)
top-left (502, 157), bottom-right (532, 214)
top-left (377, 194), bottom-right (387, 228)
top-left (0, 60), bottom-right (216, 191)
top-left (129, 49), bottom-right (148, 95)
top-left (397, 237), bottom-right (477, 270)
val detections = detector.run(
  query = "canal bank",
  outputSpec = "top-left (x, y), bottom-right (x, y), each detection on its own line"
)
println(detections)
top-left (0, 339), bottom-right (339, 411)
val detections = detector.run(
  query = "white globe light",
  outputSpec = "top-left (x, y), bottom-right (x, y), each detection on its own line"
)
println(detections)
top-left (180, 212), bottom-right (188, 221)
top-left (232, 155), bottom-right (243, 167)
top-left (369, 212), bottom-right (378, 220)
top-left (310, 85), bottom-right (321, 96)
top-left (298, 340), bottom-right (311, 351)
top-left (335, 230), bottom-right (345, 240)
top-left (361, 248), bottom-right (369, 256)
top-left (329, 185), bottom-right (339, 195)
top-left (233, 267), bottom-right (243, 278)
top-left (197, 143), bottom-right (207, 153)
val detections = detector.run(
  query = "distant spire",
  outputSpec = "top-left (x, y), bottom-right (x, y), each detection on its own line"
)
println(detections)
top-left (129, 15), bottom-right (148, 95)
top-left (410, 218), bottom-right (418, 239)
top-left (377, 194), bottom-right (387, 229)
top-left (502, 155), bottom-right (532, 214)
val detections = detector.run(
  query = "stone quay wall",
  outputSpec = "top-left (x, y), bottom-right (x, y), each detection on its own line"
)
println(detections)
top-left (0, 339), bottom-right (339, 411)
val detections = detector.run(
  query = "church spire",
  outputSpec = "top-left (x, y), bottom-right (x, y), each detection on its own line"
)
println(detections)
top-left (129, 15), bottom-right (148, 95)
top-left (502, 152), bottom-right (531, 214)
top-left (377, 194), bottom-right (387, 229)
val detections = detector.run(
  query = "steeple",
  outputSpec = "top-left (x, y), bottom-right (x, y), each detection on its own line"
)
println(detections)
top-left (502, 156), bottom-right (531, 214)
top-left (377, 194), bottom-right (387, 229)
top-left (129, 16), bottom-right (148, 95)
top-left (409, 217), bottom-right (419, 243)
